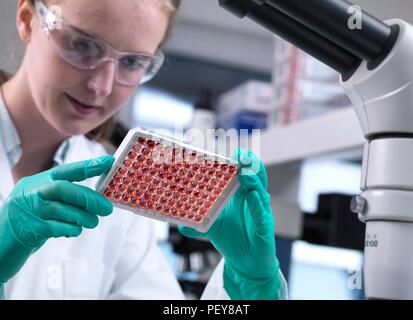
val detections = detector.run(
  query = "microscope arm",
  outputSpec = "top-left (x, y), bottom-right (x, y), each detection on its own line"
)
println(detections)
top-left (219, 0), bottom-right (399, 79)
top-left (219, 0), bottom-right (413, 300)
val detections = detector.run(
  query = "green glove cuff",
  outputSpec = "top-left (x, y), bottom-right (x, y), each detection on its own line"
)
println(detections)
top-left (0, 216), bottom-right (37, 283)
top-left (223, 261), bottom-right (280, 300)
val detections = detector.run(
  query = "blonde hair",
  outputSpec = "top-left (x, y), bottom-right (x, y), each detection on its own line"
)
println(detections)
top-left (0, 0), bottom-right (182, 143)
top-left (158, 0), bottom-right (181, 46)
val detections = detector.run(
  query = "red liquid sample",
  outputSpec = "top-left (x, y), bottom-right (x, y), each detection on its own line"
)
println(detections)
top-left (103, 136), bottom-right (240, 227)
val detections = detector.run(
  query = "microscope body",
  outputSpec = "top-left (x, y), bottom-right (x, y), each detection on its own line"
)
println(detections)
top-left (219, 0), bottom-right (413, 299)
top-left (342, 19), bottom-right (413, 299)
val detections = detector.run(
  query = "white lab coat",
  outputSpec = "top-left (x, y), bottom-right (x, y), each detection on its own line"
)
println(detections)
top-left (0, 134), bottom-right (234, 299)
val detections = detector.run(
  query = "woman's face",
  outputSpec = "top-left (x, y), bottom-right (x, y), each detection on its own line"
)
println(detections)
top-left (24, 0), bottom-right (169, 136)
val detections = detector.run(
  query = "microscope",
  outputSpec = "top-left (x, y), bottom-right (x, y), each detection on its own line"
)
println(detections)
top-left (218, 0), bottom-right (413, 299)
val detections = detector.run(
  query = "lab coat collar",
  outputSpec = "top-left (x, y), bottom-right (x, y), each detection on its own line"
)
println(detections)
top-left (0, 88), bottom-right (107, 200)
top-left (0, 135), bottom-right (103, 201)
top-left (0, 87), bottom-right (71, 169)
top-left (53, 139), bottom-right (71, 166)
top-left (61, 135), bottom-right (104, 165)
top-left (0, 87), bottom-right (22, 168)
top-left (0, 139), bottom-right (68, 202)
top-left (0, 141), bottom-right (14, 202)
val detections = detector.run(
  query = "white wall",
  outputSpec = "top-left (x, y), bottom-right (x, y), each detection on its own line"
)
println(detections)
top-left (0, 0), bottom-right (23, 73)
top-left (354, 0), bottom-right (413, 21)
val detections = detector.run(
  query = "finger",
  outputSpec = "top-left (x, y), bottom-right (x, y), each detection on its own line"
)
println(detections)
top-left (238, 169), bottom-right (270, 208)
top-left (178, 225), bottom-right (208, 239)
top-left (50, 156), bottom-right (114, 182)
top-left (37, 180), bottom-right (113, 216)
top-left (247, 150), bottom-right (268, 189)
top-left (45, 220), bottom-right (83, 239)
top-left (231, 148), bottom-right (268, 189)
top-left (37, 201), bottom-right (100, 229)
top-left (246, 190), bottom-right (274, 236)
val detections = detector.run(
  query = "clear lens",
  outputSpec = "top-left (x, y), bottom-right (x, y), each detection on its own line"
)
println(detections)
top-left (51, 31), bottom-right (104, 68)
top-left (48, 27), bottom-right (164, 86)
top-left (138, 51), bottom-right (165, 84)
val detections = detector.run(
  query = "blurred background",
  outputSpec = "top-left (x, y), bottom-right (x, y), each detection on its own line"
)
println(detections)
top-left (2, 0), bottom-right (413, 300)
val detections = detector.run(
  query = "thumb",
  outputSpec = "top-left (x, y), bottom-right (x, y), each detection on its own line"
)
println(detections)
top-left (178, 225), bottom-right (208, 239)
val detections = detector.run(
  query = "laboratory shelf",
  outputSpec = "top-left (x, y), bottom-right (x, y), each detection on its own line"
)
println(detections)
top-left (258, 108), bottom-right (365, 166)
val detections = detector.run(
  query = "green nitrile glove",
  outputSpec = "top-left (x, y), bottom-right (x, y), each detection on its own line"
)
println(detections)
top-left (0, 156), bottom-right (114, 285)
top-left (179, 148), bottom-right (280, 300)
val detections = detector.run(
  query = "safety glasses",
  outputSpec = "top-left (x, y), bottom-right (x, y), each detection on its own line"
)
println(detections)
top-left (34, 0), bottom-right (165, 86)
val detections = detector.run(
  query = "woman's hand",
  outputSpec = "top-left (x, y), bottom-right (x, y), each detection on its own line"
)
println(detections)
top-left (0, 156), bottom-right (114, 285)
top-left (179, 149), bottom-right (280, 300)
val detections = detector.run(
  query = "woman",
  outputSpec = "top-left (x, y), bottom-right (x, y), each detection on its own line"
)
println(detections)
top-left (0, 0), bottom-right (287, 299)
